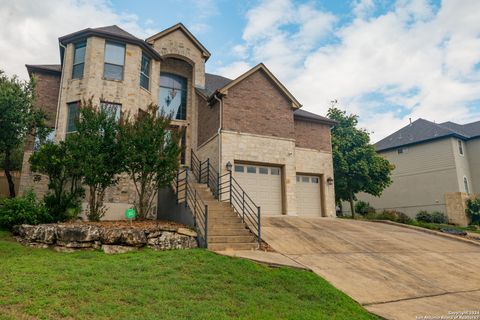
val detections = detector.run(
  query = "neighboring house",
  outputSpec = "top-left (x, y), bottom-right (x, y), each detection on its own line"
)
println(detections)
top-left (19, 23), bottom-right (337, 223)
top-left (347, 118), bottom-right (480, 218)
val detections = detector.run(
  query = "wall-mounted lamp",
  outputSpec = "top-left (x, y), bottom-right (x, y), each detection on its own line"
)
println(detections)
top-left (226, 161), bottom-right (233, 172)
top-left (326, 177), bottom-right (334, 185)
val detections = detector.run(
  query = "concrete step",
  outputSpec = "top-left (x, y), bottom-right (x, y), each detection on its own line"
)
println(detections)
top-left (208, 216), bottom-right (242, 224)
top-left (208, 222), bottom-right (247, 229)
top-left (208, 242), bottom-right (258, 251)
top-left (208, 228), bottom-right (251, 236)
top-left (208, 235), bottom-right (256, 243)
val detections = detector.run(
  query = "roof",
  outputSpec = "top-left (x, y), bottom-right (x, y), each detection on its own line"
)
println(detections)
top-left (25, 64), bottom-right (62, 76)
top-left (58, 25), bottom-right (161, 60)
top-left (197, 73), bottom-right (232, 97)
top-left (375, 118), bottom-right (480, 152)
top-left (293, 109), bottom-right (337, 125)
top-left (146, 23), bottom-right (211, 61)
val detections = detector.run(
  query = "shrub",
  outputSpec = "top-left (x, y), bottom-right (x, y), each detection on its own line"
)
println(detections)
top-left (430, 211), bottom-right (448, 224)
top-left (416, 210), bottom-right (431, 223)
top-left (367, 210), bottom-right (412, 224)
top-left (354, 201), bottom-right (375, 216)
top-left (0, 190), bottom-right (52, 230)
top-left (466, 197), bottom-right (480, 225)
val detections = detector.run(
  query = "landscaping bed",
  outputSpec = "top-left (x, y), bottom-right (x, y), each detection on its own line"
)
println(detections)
top-left (0, 230), bottom-right (378, 319)
top-left (12, 220), bottom-right (198, 253)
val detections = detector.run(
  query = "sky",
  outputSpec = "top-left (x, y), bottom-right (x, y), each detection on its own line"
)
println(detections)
top-left (0, 0), bottom-right (479, 142)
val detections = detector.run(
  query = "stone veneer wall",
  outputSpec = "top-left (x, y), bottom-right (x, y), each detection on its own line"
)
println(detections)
top-left (196, 134), bottom-right (220, 174)
top-left (444, 192), bottom-right (477, 226)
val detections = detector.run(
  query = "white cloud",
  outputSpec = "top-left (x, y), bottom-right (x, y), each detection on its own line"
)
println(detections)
top-left (216, 61), bottom-right (251, 79)
top-left (216, 0), bottom-right (480, 142)
top-left (0, 0), bottom-right (151, 79)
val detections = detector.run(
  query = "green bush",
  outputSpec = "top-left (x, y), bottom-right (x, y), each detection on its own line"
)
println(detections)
top-left (415, 210), bottom-right (448, 224)
top-left (430, 211), bottom-right (448, 224)
top-left (354, 201), bottom-right (375, 216)
top-left (366, 210), bottom-right (412, 224)
top-left (416, 210), bottom-right (432, 222)
top-left (0, 190), bottom-right (52, 230)
top-left (466, 197), bottom-right (480, 225)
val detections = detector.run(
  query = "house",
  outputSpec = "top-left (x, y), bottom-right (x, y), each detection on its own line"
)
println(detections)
top-left (348, 118), bottom-right (480, 221)
top-left (18, 23), bottom-right (336, 233)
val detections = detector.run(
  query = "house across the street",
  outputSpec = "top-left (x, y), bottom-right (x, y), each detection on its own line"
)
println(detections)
top-left (18, 23), bottom-right (337, 231)
top-left (347, 118), bottom-right (480, 224)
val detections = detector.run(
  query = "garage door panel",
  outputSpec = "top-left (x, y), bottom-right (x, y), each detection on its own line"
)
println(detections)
top-left (234, 164), bottom-right (282, 215)
top-left (296, 174), bottom-right (322, 216)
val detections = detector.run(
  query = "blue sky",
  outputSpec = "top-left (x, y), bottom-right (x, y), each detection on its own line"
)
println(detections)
top-left (0, 0), bottom-right (479, 141)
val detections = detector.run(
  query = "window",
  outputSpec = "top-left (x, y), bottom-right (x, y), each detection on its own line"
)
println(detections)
top-left (34, 130), bottom-right (56, 151)
top-left (140, 53), bottom-right (150, 90)
top-left (296, 176), bottom-right (300, 182)
top-left (259, 167), bottom-right (268, 175)
top-left (311, 177), bottom-right (319, 183)
top-left (235, 165), bottom-right (244, 173)
top-left (464, 177), bottom-right (470, 193)
top-left (104, 42), bottom-right (125, 80)
top-left (72, 41), bottom-right (86, 79)
top-left (159, 72), bottom-right (187, 120)
top-left (302, 176), bottom-right (310, 183)
top-left (271, 168), bottom-right (280, 175)
top-left (67, 102), bottom-right (80, 133)
top-left (247, 166), bottom-right (256, 174)
top-left (100, 102), bottom-right (121, 121)
top-left (458, 139), bottom-right (464, 156)
top-left (397, 148), bottom-right (408, 154)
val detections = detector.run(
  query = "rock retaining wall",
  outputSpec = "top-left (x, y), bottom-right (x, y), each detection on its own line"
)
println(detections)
top-left (12, 223), bottom-right (198, 253)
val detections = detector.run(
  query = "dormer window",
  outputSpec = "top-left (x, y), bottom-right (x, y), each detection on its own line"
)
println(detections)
top-left (159, 73), bottom-right (187, 120)
top-left (72, 41), bottom-right (86, 79)
top-left (104, 42), bottom-right (125, 81)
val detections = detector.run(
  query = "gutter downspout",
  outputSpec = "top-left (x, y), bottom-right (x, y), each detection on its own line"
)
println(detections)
top-left (55, 42), bottom-right (67, 141)
top-left (213, 93), bottom-right (223, 175)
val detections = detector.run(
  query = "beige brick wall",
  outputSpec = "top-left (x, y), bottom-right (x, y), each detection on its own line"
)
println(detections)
top-left (196, 134), bottom-right (220, 174)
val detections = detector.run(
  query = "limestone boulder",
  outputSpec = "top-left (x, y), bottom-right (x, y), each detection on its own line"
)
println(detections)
top-left (176, 227), bottom-right (197, 237)
top-left (100, 228), bottom-right (124, 244)
top-left (121, 229), bottom-right (147, 247)
top-left (56, 225), bottom-right (100, 243)
top-left (148, 231), bottom-right (198, 250)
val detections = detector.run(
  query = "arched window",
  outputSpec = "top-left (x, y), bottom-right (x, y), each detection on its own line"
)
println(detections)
top-left (159, 73), bottom-right (187, 120)
top-left (464, 176), bottom-right (470, 194)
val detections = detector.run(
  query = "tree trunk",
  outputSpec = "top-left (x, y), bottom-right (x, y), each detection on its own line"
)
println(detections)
top-left (4, 149), bottom-right (16, 198)
top-left (349, 192), bottom-right (355, 219)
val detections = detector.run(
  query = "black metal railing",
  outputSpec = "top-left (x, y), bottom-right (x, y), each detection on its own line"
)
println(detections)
top-left (173, 168), bottom-right (208, 247)
top-left (190, 149), bottom-right (261, 246)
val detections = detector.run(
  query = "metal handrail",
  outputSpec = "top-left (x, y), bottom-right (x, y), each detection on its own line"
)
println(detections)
top-left (190, 149), bottom-right (261, 246)
top-left (173, 168), bottom-right (208, 247)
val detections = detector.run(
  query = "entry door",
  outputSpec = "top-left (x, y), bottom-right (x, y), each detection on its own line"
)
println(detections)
top-left (296, 175), bottom-right (322, 216)
top-left (233, 164), bottom-right (282, 215)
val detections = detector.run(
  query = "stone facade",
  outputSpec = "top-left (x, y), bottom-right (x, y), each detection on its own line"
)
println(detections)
top-left (444, 192), bottom-right (477, 226)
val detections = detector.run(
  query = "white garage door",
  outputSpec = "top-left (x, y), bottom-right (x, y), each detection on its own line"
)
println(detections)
top-left (233, 164), bottom-right (282, 215)
top-left (296, 175), bottom-right (322, 216)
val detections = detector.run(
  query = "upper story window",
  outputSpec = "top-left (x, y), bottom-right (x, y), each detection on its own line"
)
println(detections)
top-left (140, 53), bottom-right (150, 90)
top-left (458, 139), bottom-right (464, 156)
top-left (34, 130), bottom-right (56, 151)
top-left (159, 72), bottom-right (187, 120)
top-left (104, 42), bottom-right (125, 81)
top-left (397, 147), bottom-right (408, 154)
top-left (72, 41), bottom-right (86, 79)
top-left (67, 101), bottom-right (80, 133)
top-left (100, 101), bottom-right (121, 121)
top-left (464, 176), bottom-right (470, 193)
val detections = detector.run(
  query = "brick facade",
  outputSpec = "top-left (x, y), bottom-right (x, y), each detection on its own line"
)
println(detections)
top-left (197, 94), bottom-right (219, 147)
top-left (222, 69), bottom-right (295, 139)
top-left (294, 119), bottom-right (332, 153)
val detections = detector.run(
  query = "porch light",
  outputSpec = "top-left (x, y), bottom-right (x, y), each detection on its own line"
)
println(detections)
top-left (327, 177), bottom-right (334, 185)
top-left (226, 161), bottom-right (233, 172)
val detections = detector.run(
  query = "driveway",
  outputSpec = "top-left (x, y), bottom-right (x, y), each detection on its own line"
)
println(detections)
top-left (262, 216), bottom-right (480, 320)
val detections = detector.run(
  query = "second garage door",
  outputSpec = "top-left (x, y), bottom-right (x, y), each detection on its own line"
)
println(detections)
top-left (233, 164), bottom-right (282, 215)
top-left (296, 175), bottom-right (322, 216)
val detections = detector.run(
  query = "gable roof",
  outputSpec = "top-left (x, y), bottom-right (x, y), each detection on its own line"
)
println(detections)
top-left (146, 23), bottom-right (211, 61)
top-left (59, 25), bottom-right (161, 60)
top-left (197, 73), bottom-right (232, 97)
top-left (293, 109), bottom-right (337, 125)
top-left (26, 64), bottom-right (62, 77)
top-left (375, 118), bottom-right (480, 152)
top-left (215, 63), bottom-right (302, 109)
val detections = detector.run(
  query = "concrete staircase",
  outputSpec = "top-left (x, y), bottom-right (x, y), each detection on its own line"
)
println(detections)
top-left (191, 182), bottom-right (258, 251)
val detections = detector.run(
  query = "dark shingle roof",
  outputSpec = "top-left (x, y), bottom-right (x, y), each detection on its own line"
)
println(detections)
top-left (375, 118), bottom-right (480, 152)
top-left (197, 73), bottom-right (232, 97)
top-left (59, 25), bottom-right (161, 60)
top-left (26, 64), bottom-right (62, 74)
top-left (293, 109), bottom-right (337, 125)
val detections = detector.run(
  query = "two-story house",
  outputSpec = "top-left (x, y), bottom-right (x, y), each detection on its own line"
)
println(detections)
top-left (349, 118), bottom-right (480, 221)
top-left (19, 24), bottom-right (336, 236)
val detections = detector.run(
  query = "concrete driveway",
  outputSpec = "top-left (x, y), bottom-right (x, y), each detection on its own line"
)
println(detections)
top-left (262, 216), bottom-right (480, 320)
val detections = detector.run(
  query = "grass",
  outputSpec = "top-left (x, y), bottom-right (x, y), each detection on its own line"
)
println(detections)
top-left (0, 231), bottom-right (377, 320)
top-left (408, 220), bottom-right (480, 234)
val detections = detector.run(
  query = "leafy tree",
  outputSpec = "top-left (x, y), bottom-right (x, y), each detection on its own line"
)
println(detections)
top-left (67, 99), bottom-right (124, 221)
top-left (29, 141), bottom-right (84, 222)
top-left (327, 107), bottom-right (393, 218)
top-left (119, 104), bottom-right (181, 220)
top-left (466, 197), bottom-right (480, 225)
top-left (0, 70), bottom-right (49, 197)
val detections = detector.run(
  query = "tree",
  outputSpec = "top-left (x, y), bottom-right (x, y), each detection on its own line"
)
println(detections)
top-left (0, 70), bottom-right (49, 197)
top-left (119, 104), bottom-right (181, 220)
top-left (327, 107), bottom-right (394, 218)
top-left (68, 99), bottom-right (124, 221)
top-left (29, 141), bottom-right (84, 222)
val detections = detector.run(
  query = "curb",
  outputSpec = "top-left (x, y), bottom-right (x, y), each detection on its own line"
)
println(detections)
top-left (371, 220), bottom-right (480, 247)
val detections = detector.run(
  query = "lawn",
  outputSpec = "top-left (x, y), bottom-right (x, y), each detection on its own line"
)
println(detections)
top-left (0, 231), bottom-right (377, 320)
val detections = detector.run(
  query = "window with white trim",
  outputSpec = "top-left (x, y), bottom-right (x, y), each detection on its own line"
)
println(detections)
top-left (140, 53), bottom-right (150, 90)
top-left (72, 41), bottom-right (86, 79)
top-left (100, 101), bottom-right (121, 121)
top-left (104, 42), bottom-right (125, 80)
top-left (66, 102), bottom-right (80, 133)
top-left (464, 176), bottom-right (470, 193)
top-left (458, 139), bottom-right (464, 156)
